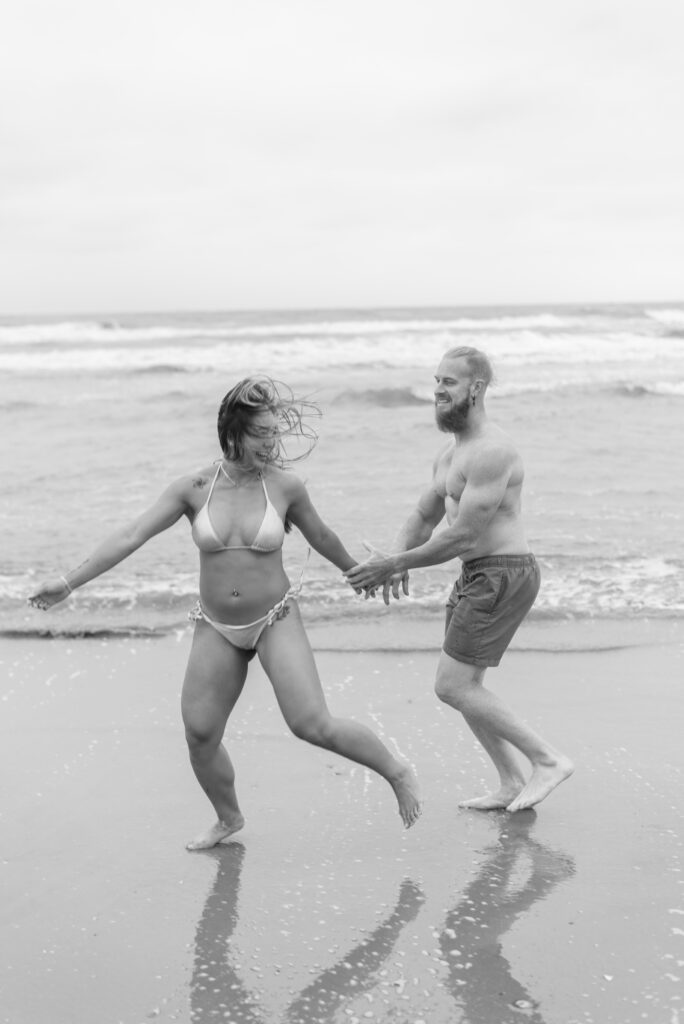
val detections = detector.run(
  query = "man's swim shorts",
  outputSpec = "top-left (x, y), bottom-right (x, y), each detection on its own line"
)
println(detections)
top-left (443, 554), bottom-right (540, 668)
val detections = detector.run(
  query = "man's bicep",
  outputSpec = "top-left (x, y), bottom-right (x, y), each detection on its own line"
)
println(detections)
top-left (456, 453), bottom-right (511, 527)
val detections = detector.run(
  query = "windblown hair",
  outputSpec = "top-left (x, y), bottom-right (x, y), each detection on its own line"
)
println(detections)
top-left (443, 346), bottom-right (495, 388)
top-left (216, 376), bottom-right (320, 465)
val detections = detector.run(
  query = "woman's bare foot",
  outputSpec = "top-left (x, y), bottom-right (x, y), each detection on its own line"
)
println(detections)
top-left (507, 757), bottom-right (574, 813)
top-left (186, 814), bottom-right (245, 851)
top-left (459, 783), bottom-right (525, 811)
top-left (390, 764), bottom-right (422, 829)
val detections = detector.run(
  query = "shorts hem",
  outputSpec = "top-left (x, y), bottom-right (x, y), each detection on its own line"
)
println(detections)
top-left (442, 644), bottom-right (502, 668)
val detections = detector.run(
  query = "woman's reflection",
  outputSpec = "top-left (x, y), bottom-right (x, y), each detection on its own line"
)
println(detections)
top-left (439, 811), bottom-right (575, 1024)
top-left (190, 842), bottom-right (262, 1023)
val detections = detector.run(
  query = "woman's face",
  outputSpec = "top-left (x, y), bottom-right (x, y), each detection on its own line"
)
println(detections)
top-left (239, 409), bottom-right (281, 467)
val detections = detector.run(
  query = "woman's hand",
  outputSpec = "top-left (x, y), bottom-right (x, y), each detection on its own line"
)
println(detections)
top-left (345, 542), bottom-right (410, 605)
top-left (28, 577), bottom-right (72, 611)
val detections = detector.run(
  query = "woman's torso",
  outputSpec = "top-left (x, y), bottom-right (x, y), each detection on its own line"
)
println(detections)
top-left (186, 463), bottom-right (292, 623)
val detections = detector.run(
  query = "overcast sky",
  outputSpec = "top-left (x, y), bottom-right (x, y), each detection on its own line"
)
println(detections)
top-left (1, 0), bottom-right (683, 314)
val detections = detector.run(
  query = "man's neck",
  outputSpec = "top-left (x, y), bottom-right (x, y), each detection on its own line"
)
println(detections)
top-left (451, 410), bottom-right (487, 443)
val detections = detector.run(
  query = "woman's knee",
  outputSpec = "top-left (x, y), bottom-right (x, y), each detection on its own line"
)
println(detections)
top-left (289, 711), bottom-right (335, 747)
top-left (184, 718), bottom-right (223, 758)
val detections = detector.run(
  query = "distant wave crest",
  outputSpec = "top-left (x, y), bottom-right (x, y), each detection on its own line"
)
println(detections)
top-left (613, 381), bottom-right (684, 398)
top-left (0, 310), bottom-right (580, 348)
top-left (332, 387), bottom-right (432, 407)
top-left (645, 307), bottom-right (684, 328)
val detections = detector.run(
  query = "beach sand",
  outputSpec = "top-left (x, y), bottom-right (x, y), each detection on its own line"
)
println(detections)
top-left (2, 622), bottom-right (683, 1024)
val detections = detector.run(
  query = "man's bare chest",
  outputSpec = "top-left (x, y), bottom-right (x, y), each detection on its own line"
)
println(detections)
top-left (435, 453), bottom-right (468, 505)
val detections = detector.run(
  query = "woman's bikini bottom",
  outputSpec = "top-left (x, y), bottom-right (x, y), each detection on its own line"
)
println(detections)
top-left (189, 583), bottom-right (301, 652)
top-left (188, 550), bottom-right (310, 653)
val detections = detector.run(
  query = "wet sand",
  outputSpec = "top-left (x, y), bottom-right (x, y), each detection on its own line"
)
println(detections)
top-left (1, 624), bottom-right (683, 1024)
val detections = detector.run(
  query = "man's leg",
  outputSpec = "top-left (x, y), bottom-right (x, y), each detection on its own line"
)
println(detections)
top-left (435, 652), bottom-right (573, 811)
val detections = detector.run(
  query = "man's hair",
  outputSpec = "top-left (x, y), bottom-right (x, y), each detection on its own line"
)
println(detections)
top-left (442, 346), bottom-right (495, 388)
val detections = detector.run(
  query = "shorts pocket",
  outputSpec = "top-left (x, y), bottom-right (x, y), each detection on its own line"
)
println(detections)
top-left (464, 569), bottom-right (504, 615)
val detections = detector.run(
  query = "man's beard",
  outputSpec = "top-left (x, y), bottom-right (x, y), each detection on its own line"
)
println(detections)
top-left (435, 396), bottom-right (471, 433)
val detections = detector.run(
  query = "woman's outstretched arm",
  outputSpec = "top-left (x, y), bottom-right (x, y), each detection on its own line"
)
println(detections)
top-left (28, 477), bottom-right (190, 609)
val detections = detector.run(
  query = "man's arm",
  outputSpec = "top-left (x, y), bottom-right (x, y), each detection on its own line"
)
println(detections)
top-left (345, 445), bottom-right (512, 589)
top-left (393, 483), bottom-right (447, 553)
top-left (373, 482), bottom-right (447, 602)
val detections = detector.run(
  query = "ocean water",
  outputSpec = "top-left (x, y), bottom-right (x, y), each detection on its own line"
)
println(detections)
top-left (1, 303), bottom-right (683, 638)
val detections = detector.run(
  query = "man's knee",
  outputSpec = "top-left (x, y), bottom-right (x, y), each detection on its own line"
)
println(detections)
top-left (435, 673), bottom-right (465, 709)
top-left (434, 656), bottom-right (483, 710)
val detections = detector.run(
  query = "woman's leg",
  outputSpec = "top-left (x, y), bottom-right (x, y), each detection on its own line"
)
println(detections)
top-left (182, 618), bottom-right (251, 850)
top-left (257, 603), bottom-right (421, 828)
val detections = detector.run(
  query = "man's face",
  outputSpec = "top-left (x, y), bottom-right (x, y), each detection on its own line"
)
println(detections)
top-left (433, 357), bottom-right (473, 433)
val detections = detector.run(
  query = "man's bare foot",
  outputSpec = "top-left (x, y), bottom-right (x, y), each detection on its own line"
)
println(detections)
top-left (186, 814), bottom-right (245, 851)
top-left (507, 757), bottom-right (574, 813)
top-left (459, 783), bottom-right (525, 811)
top-left (390, 764), bottom-right (422, 828)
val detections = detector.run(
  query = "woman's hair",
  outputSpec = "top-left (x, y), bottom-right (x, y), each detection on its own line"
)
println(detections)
top-left (217, 377), bottom-right (320, 465)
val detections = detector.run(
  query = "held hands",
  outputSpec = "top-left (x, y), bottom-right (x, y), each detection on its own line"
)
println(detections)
top-left (27, 577), bottom-right (72, 612)
top-left (345, 542), bottom-right (410, 606)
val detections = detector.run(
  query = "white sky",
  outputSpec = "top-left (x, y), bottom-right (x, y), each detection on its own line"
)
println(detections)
top-left (1, 0), bottom-right (683, 314)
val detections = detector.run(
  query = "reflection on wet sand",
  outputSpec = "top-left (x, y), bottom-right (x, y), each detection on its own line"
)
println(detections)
top-left (283, 878), bottom-right (424, 1024)
top-left (190, 842), bottom-right (424, 1024)
top-left (439, 811), bottom-right (575, 1024)
top-left (190, 843), bottom-right (261, 1024)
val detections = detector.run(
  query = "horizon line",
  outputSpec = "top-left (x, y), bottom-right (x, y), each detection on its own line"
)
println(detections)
top-left (1, 297), bottom-right (683, 320)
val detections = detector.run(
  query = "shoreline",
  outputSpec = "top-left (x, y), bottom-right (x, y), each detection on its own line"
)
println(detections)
top-left (3, 613), bottom-right (684, 652)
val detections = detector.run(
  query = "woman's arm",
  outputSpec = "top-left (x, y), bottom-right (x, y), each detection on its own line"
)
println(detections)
top-left (284, 477), bottom-right (357, 572)
top-left (28, 477), bottom-right (191, 609)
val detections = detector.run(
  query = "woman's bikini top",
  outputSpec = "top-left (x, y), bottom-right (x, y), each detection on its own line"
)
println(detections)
top-left (191, 464), bottom-right (285, 553)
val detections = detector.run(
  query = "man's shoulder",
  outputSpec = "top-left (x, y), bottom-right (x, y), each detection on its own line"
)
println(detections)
top-left (474, 424), bottom-right (519, 457)
top-left (467, 429), bottom-right (522, 484)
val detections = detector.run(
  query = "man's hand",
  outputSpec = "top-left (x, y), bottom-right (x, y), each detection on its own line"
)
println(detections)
top-left (345, 543), bottom-right (410, 606)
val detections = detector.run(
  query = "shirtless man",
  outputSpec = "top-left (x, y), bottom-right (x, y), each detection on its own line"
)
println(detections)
top-left (346, 347), bottom-right (573, 812)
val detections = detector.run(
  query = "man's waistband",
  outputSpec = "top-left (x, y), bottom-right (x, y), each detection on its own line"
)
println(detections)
top-left (462, 553), bottom-right (537, 571)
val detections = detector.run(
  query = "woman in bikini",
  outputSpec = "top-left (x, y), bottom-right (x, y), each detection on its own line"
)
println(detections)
top-left (28, 377), bottom-right (421, 848)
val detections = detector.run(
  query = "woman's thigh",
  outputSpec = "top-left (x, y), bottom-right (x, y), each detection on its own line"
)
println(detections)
top-left (256, 602), bottom-right (329, 727)
top-left (182, 619), bottom-right (251, 739)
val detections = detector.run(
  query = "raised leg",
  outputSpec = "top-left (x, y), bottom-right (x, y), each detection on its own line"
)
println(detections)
top-left (257, 603), bottom-right (421, 828)
top-left (182, 619), bottom-right (251, 849)
top-left (435, 652), bottom-right (573, 812)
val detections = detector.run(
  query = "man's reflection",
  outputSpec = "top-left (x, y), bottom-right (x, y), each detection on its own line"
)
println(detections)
top-left (439, 811), bottom-right (575, 1023)
top-left (190, 842), bottom-right (424, 1024)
